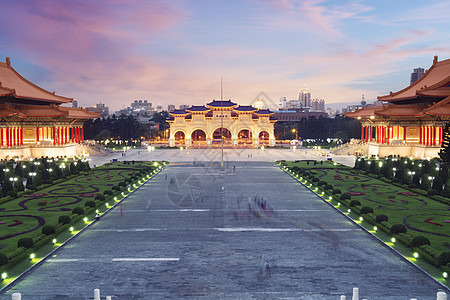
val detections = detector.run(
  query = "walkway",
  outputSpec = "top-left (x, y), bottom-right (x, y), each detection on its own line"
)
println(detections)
top-left (1, 162), bottom-right (443, 299)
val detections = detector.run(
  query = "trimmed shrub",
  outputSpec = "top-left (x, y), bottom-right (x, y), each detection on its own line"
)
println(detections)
top-left (85, 200), bottom-right (95, 208)
top-left (360, 206), bottom-right (373, 214)
top-left (6, 191), bottom-right (17, 198)
top-left (103, 190), bottom-right (113, 195)
top-left (58, 215), bottom-right (71, 224)
top-left (118, 182), bottom-right (126, 187)
top-left (18, 237), bottom-right (34, 249)
top-left (340, 193), bottom-right (351, 200)
top-left (411, 236), bottom-right (431, 248)
top-left (350, 199), bottom-right (361, 207)
top-left (312, 178), bottom-right (319, 183)
top-left (324, 185), bottom-right (333, 190)
top-left (437, 252), bottom-right (450, 266)
top-left (72, 207), bottom-right (85, 215)
top-left (427, 189), bottom-right (439, 196)
top-left (42, 225), bottom-right (56, 235)
top-left (376, 214), bottom-right (388, 223)
top-left (0, 252), bottom-right (7, 266)
top-left (318, 181), bottom-right (327, 186)
top-left (332, 189), bottom-right (342, 195)
top-left (390, 224), bottom-right (407, 234)
top-left (95, 194), bottom-right (106, 201)
top-left (112, 186), bottom-right (121, 191)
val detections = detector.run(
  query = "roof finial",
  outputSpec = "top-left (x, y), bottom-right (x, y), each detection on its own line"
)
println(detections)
top-left (433, 55), bottom-right (438, 66)
top-left (5, 57), bottom-right (10, 67)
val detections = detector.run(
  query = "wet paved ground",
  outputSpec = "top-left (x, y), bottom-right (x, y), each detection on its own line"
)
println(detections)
top-left (1, 161), bottom-right (445, 299)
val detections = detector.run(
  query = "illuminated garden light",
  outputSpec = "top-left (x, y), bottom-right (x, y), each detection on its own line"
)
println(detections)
top-left (378, 162), bottom-right (383, 167)
top-left (347, 209), bottom-right (351, 213)
top-left (391, 237), bottom-right (396, 243)
top-left (1, 272), bottom-right (7, 279)
top-left (52, 239), bottom-right (57, 244)
top-left (83, 217), bottom-right (88, 222)
top-left (114, 197), bottom-right (117, 201)
top-left (443, 272), bottom-right (448, 279)
top-left (105, 203), bottom-right (109, 207)
top-left (30, 253), bottom-right (35, 259)
top-left (69, 227), bottom-right (74, 232)
top-left (373, 226), bottom-right (377, 231)
top-left (413, 252), bottom-right (419, 258)
top-left (95, 210), bottom-right (99, 213)
top-left (359, 217), bottom-right (363, 221)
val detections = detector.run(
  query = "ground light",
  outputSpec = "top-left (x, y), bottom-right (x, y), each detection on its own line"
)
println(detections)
top-left (1, 273), bottom-right (7, 280)
top-left (413, 252), bottom-right (419, 258)
top-left (69, 227), bottom-right (74, 232)
top-left (373, 226), bottom-right (377, 231)
top-left (391, 237), bottom-right (396, 243)
top-left (443, 272), bottom-right (448, 279)
top-left (52, 239), bottom-right (57, 244)
top-left (29, 253), bottom-right (35, 260)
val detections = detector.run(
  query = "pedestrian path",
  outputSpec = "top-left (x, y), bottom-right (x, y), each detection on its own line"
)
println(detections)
top-left (1, 162), bottom-right (443, 299)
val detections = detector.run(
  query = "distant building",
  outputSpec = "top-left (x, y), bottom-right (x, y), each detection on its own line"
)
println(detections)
top-left (410, 67), bottom-right (425, 85)
top-left (86, 103), bottom-right (109, 118)
top-left (279, 97), bottom-right (287, 109)
top-left (72, 100), bottom-right (78, 108)
top-left (311, 98), bottom-right (325, 111)
top-left (298, 85), bottom-right (311, 107)
top-left (167, 104), bottom-right (175, 112)
top-left (273, 110), bottom-right (327, 122)
top-left (179, 104), bottom-right (188, 110)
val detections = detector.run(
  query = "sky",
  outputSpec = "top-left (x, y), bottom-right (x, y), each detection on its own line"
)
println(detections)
top-left (1, 0), bottom-right (450, 112)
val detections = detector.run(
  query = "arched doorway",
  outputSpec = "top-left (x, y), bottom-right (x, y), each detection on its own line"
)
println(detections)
top-left (191, 129), bottom-right (207, 145)
top-left (174, 131), bottom-right (185, 145)
top-left (212, 128), bottom-right (232, 145)
top-left (259, 131), bottom-right (269, 145)
top-left (238, 129), bottom-right (253, 145)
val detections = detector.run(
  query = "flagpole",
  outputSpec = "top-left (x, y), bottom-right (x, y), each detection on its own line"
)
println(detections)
top-left (221, 76), bottom-right (224, 169)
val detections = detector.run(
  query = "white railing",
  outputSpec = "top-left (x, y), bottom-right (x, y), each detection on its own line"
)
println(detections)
top-left (8, 287), bottom-right (448, 299)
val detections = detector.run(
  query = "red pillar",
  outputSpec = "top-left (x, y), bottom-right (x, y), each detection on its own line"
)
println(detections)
top-left (0, 128), bottom-right (3, 146)
top-left (71, 127), bottom-right (74, 142)
top-left (403, 126), bottom-right (407, 143)
top-left (81, 126), bottom-right (84, 141)
top-left (433, 126), bottom-right (436, 146)
top-left (439, 126), bottom-right (443, 145)
top-left (419, 126), bottom-right (422, 145)
top-left (387, 126), bottom-right (390, 145)
top-left (361, 125), bottom-right (364, 141)
top-left (36, 127), bottom-right (40, 143)
top-left (6, 128), bottom-right (9, 146)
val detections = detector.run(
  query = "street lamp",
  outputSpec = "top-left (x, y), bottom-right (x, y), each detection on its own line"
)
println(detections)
top-left (428, 176), bottom-right (435, 187)
top-left (408, 171), bottom-right (415, 183)
top-left (292, 128), bottom-right (298, 140)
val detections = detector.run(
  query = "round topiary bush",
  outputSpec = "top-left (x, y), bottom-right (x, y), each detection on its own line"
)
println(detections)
top-left (318, 181), bottom-right (327, 186)
top-left (42, 225), bottom-right (56, 235)
top-left (411, 236), bottom-right (431, 248)
top-left (112, 186), bottom-right (121, 191)
top-left (437, 252), bottom-right (450, 266)
top-left (118, 182), bottom-right (126, 187)
top-left (340, 193), bottom-right (351, 200)
top-left (376, 214), bottom-right (388, 223)
top-left (350, 199), bottom-right (361, 207)
top-left (6, 191), bottom-right (17, 198)
top-left (18, 237), bottom-right (34, 249)
top-left (0, 252), bottom-right (7, 266)
top-left (360, 206), bottom-right (373, 214)
top-left (390, 224), bottom-right (407, 234)
top-left (58, 215), bottom-right (71, 224)
top-left (324, 185), bottom-right (333, 190)
top-left (332, 189), bottom-right (342, 195)
top-left (312, 178), bottom-right (319, 182)
top-left (72, 207), bottom-right (85, 215)
top-left (103, 190), bottom-right (113, 195)
top-left (85, 200), bottom-right (95, 208)
top-left (95, 194), bottom-right (106, 201)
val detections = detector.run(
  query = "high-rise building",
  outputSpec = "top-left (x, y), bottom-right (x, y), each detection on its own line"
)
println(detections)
top-left (410, 67), bottom-right (425, 85)
top-left (298, 85), bottom-right (311, 107)
top-left (279, 97), bottom-right (287, 109)
top-left (167, 104), bottom-right (175, 112)
top-left (311, 98), bottom-right (325, 111)
top-left (86, 103), bottom-right (109, 118)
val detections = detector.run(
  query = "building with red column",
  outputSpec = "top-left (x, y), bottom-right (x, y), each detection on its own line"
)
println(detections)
top-left (0, 57), bottom-right (99, 159)
top-left (346, 56), bottom-right (450, 159)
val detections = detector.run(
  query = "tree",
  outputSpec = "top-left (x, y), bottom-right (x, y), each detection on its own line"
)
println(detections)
top-left (1, 180), bottom-right (14, 196)
top-left (439, 122), bottom-right (450, 165)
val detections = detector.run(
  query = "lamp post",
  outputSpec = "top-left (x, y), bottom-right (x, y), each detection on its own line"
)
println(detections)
top-left (292, 128), bottom-right (298, 140)
top-left (428, 176), bottom-right (435, 187)
top-left (408, 171), bottom-right (415, 183)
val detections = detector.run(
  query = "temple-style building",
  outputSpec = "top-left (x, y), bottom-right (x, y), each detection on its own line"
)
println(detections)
top-left (346, 56), bottom-right (450, 158)
top-left (0, 57), bottom-right (99, 159)
top-left (168, 100), bottom-right (276, 147)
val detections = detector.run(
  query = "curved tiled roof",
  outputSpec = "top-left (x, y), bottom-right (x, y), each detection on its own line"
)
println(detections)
top-left (375, 104), bottom-right (428, 117)
top-left (187, 105), bottom-right (209, 112)
top-left (234, 105), bottom-right (256, 112)
top-left (378, 56), bottom-right (450, 102)
top-left (344, 105), bottom-right (386, 118)
top-left (422, 96), bottom-right (450, 116)
top-left (0, 104), bottom-right (18, 117)
top-left (170, 109), bottom-right (188, 115)
top-left (16, 104), bottom-right (68, 118)
top-left (206, 99), bottom-right (237, 107)
top-left (58, 107), bottom-right (100, 119)
top-left (0, 58), bottom-right (73, 104)
top-left (255, 109), bottom-right (274, 115)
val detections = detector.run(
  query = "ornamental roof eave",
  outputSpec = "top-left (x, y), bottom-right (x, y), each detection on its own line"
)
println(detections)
top-left (234, 105), bottom-right (256, 112)
top-left (378, 56), bottom-right (450, 102)
top-left (344, 106), bottom-right (384, 118)
top-left (187, 105), bottom-right (209, 113)
top-left (58, 106), bottom-right (100, 119)
top-left (0, 59), bottom-right (73, 104)
top-left (169, 109), bottom-right (188, 116)
top-left (206, 99), bottom-right (237, 109)
top-left (422, 96), bottom-right (450, 116)
top-left (374, 104), bottom-right (428, 117)
top-left (254, 109), bottom-right (274, 115)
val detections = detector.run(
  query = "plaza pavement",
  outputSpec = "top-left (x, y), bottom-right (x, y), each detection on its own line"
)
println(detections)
top-left (0, 156), bottom-right (445, 299)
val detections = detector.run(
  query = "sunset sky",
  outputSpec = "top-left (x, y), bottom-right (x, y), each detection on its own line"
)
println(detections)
top-left (1, 0), bottom-right (450, 112)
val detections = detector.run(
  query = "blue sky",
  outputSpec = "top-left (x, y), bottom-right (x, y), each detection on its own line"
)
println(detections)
top-left (1, 0), bottom-right (449, 112)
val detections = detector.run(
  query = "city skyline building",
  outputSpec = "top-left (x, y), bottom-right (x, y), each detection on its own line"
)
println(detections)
top-left (410, 67), bottom-right (425, 85)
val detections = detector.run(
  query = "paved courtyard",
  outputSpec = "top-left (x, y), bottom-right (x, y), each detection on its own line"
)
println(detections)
top-left (1, 158), bottom-right (445, 299)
